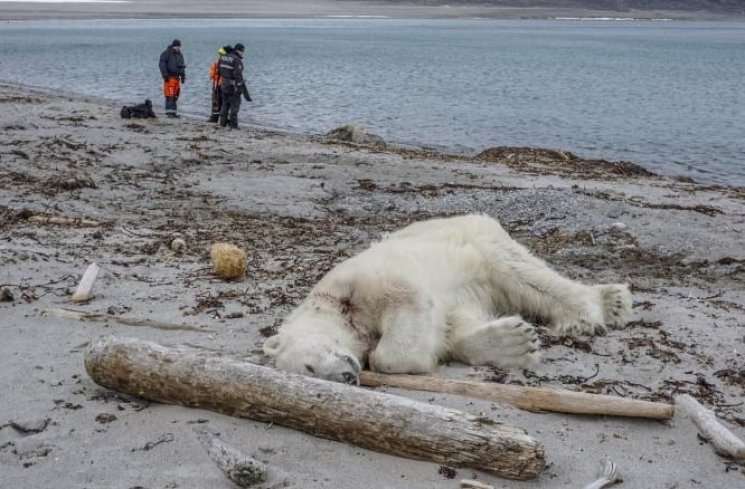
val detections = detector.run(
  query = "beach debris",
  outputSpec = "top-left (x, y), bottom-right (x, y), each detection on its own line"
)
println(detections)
top-left (475, 146), bottom-right (656, 179)
top-left (130, 432), bottom-right (175, 452)
top-left (359, 371), bottom-right (674, 419)
top-left (195, 427), bottom-right (289, 488)
top-left (170, 235), bottom-right (187, 252)
top-left (460, 480), bottom-right (494, 489)
top-left (675, 394), bottom-right (745, 460)
top-left (325, 123), bottom-right (386, 148)
top-left (94, 413), bottom-right (118, 424)
top-left (438, 465), bottom-right (457, 479)
top-left (85, 336), bottom-right (546, 480)
top-left (0, 288), bottom-right (13, 302)
top-left (27, 214), bottom-right (102, 227)
top-left (42, 307), bottom-right (213, 333)
top-left (10, 417), bottom-right (50, 435)
top-left (582, 458), bottom-right (622, 489)
top-left (210, 242), bottom-right (247, 280)
top-left (44, 175), bottom-right (97, 191)
top-left (71, 263), bottom-right (100, 303)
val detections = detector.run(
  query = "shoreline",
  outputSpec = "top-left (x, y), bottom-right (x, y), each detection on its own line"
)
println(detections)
top-left (4, 81), bottom-right (742, 192)
top-left (1, 84), bottom-right (745, 488)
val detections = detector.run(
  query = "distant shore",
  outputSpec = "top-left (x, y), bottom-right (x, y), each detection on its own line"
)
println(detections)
top-left (0, 0), bottom-right (742, 21)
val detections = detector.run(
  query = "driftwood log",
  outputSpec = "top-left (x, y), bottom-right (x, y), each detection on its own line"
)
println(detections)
top-left (85, 336), bottom-right (546, 480)
top-left (71, 263), bottom-right (100, 302)
top-left (28, 214), bottom-right (102, 227)
top-left (460, 480), bottom-right (495, 489)
top-left (360, 372), bottom-right (674, 420)
top-left (194, 427), bottom-right (290, 488)
top-left (582, 459), bottom-right (622, 489)
top-left (43, 307), bottom-right (213, 333)
top-left (675, 394), bottom-right (745, 460)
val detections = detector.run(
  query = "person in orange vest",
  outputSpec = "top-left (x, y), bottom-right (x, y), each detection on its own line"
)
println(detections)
top-left (158, 39), bottom-right (186, 118)
top-left (208, 45), bottom-right (232, 123)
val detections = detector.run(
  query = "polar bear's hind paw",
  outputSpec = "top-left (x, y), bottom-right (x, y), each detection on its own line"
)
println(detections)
top-left (451, 316), bottom-right (540, 370)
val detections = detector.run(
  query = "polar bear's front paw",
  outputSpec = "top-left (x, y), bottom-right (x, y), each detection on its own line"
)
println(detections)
top-left (451, 316), bottom-right (540, 370)
top-left (557, 317), bottom-right (608, 336)
top-left (598, 284), bottom-right (633, 330)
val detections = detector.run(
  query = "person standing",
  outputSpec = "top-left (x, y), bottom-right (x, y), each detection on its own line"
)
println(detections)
top-left (208, 45), bottom-right (231, 123)
top-left (218, 42), bottom-right (251, 129)
top-left (159, 39), bottom-right (186, 118)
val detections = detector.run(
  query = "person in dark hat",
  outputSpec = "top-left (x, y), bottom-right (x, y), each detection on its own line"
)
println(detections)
top-left (218, 42), bottom-right (251, 129)
top-left (208, 45), bottom-right (232, 123)
top-left (158, 39), bottom-right (186, 118)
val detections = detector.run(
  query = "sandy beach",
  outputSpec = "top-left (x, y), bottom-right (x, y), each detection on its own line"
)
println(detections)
top-left (0, 84), bottom-right (744, 488)
top-left (0, 0), bottom-right (740, 21)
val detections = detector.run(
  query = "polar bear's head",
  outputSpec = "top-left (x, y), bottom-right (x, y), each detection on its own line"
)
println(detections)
top-left (263, 331), bottom-right (361, 385)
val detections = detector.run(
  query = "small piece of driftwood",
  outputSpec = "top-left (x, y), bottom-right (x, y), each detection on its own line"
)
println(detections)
top-left (71, 263), bottom-right (100, 302)
top-left (28, 215), bottom-right (102, 227)
top-left (359, 372), bottom-right (674, 419)
top-left (675, 394), bottom-right (745, 460)
top-left (582, 459), bottom-right (622, 489)
top-left (85, 336), bottom-right (546, 480)
top-left (195, 428), bottom-right (269, 488)
top-left (43, 308), bottom-right (213, 333)
top-left (460, 479), bottom-right (495, 489)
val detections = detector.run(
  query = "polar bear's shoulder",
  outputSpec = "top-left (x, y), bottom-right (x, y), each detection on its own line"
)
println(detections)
top-left (383, 214), bottom-right (505, 244)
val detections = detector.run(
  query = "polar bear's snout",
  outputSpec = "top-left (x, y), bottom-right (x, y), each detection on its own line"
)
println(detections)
top-left (330, 352), bottom-right (361, 385)
top-left (300, 351), bottom-right (361, 385)
top-left (263, 332), bottom-right (362, 385)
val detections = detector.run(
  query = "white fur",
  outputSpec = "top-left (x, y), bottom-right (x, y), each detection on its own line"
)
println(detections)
top-left (264, 214), bottom-right (632, 383)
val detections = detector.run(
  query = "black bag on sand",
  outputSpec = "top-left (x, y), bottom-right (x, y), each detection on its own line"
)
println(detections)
top-left (121, 99), bottom-right (156, 119)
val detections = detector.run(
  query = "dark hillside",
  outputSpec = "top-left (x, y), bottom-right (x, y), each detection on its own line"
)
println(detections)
top-left (348, 1), bottom-right (743, 14)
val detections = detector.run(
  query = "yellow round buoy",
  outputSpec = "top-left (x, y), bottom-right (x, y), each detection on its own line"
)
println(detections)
top-left (210, 242), bottom-right (247, 280)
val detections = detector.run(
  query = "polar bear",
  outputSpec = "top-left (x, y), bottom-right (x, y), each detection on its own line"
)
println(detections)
top-left (263, 214), bottom-right (632, 384)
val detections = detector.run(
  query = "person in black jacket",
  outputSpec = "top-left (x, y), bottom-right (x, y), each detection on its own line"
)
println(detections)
top-left (158, 39), bottom-right (186, 118)
top-left (218, 42), bottom-right (251, 129)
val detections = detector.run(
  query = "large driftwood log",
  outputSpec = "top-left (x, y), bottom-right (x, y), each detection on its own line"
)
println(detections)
top-left (85, 336), bottom-right (545, 480)
top-left (360, 372), bottom-right (674, 420)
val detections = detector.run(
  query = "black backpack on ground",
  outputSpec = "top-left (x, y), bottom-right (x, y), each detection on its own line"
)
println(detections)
top-left (121, 99), bottom-right (156, 119)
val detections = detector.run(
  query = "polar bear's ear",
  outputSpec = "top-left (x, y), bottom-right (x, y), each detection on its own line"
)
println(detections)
top-left (263, 335), bottom-right (282, 356)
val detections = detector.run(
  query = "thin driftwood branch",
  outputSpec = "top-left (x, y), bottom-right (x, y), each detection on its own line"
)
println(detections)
top-left (582, 459), bottom-right (622, 489)
top-left (359, 371), bottom-right (674, 420)
top-left (85, 336), bottom-right (546, 480)
top-left (460, 480), bottom-right (495, 489)
top-left (28, 215), bottom-right (102, 227)
top-left (71, 263), bottom-right (100, 302)
top-left (675, 394), bottom-right (745, 460)
top-left (43, 308), bottom-right (213, 333)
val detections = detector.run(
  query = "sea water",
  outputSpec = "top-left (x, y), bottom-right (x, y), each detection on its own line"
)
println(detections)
top-left (0, 18), bottom-right (743, 185)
